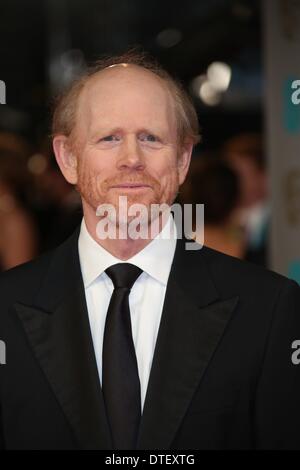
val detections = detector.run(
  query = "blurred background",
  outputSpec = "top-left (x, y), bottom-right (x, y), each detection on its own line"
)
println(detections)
top-left (0, 0), bottom-right (299, 279)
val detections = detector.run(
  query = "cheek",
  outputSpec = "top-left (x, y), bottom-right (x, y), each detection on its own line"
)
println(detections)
top-left (78, 151), bottom-right (110, 181)
top-left (158, 165), bottom-right (180, 198)
top-left (150, 152), bottom-right (178, 177)
top-left (178, 165), bottom-right (188, 185)
top-left (161, 162), bottom-right (180, 186)
top-left (152, 158), bottom-right (179, 187)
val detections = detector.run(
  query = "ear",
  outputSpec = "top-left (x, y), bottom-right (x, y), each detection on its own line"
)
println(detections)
top-left (177, 142), bottom-right (193, 186)
top-left (52, 135), bottom-right (78, 184)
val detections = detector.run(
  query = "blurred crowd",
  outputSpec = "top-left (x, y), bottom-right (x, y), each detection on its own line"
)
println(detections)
top-left (179, 132), bottom-right (269, 266)
top-left (0, 130), bottom-right (269, 271)
top-left (0, 131), bottom-right (82, 271)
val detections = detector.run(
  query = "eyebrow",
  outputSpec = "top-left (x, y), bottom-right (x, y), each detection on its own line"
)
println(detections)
top-left (90, 127), bottom-right (167, 140)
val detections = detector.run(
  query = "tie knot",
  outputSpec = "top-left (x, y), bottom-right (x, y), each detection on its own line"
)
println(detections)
top-left (105, 263), bottom-right (142, 290)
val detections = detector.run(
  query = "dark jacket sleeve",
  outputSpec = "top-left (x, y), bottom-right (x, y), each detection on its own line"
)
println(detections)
top-left (254, 278), bottom-right (300, 449)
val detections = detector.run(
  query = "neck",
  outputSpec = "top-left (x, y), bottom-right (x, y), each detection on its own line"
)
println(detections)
top-left (83, 206), bottom-right (171, 260)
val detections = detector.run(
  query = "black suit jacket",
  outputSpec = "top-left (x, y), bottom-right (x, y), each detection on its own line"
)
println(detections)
top-left (0, 226), bottom-right (300, 450)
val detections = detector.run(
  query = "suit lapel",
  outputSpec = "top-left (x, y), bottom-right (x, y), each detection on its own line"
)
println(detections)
top-left (137, 237), bottom-right (239, 449)
top-left (14, 228), bottom-right (113, 449)
top-left (12, 227), bottom-right (239, 450)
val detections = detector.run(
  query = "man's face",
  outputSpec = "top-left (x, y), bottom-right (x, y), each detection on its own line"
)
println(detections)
top-left (226, 154), bottom-right (266, 208)
top-left (68, 65), bottom-right (191, 226)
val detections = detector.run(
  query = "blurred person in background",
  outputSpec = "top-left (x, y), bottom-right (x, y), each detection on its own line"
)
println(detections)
top-left (180, 156), bottom-right (246, 259)
top-left (0, 132), bottom-right (38, 270)
top-left (29, 137), bottom-right (82, 252)
top-left (222, 133), bottom-right (269, 266)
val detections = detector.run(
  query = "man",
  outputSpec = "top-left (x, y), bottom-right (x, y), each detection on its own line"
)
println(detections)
top-left (0, 52), bottom-right (300, 450)
top-left (222, 133), bottom-right (269, 266)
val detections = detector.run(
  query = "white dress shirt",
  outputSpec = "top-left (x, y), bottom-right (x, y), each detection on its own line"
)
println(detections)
top-left (78, 215), bottom-right (177, 411)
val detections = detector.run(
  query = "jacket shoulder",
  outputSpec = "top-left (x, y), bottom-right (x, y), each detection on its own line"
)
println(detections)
top-left (0, 249), bottom-right (54, 302)
top-left (197, 244), bottom-right (296, 293)
top-left (0, 224), bottom-right (80, 292)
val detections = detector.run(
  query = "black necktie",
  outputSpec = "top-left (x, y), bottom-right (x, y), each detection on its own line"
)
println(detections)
top-left (102, 263), bottom-right (143, 450)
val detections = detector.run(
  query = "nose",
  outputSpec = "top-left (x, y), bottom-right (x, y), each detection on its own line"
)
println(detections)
top-left (116, 134), bottom-right (145, 171)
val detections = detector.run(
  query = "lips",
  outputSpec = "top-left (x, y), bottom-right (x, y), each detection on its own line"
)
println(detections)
top-left (110, 183), bottom-right (151, 189)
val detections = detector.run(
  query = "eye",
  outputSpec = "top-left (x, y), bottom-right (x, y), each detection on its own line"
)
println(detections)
top-left (145, 134), bottom-right (157, 142)
top-left (139, 133), bottom-right (159, 143)
top-left (101, 135), bottom-right (121, 142)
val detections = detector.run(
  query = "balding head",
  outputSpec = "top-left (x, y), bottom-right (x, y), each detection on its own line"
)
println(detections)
top-left (52, 51), bottom-right (200, 150)
top-left (73, 64), bottom-right (178, 153)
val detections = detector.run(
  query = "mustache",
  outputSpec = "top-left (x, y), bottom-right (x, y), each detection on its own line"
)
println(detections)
top-left (101, 173), bottom-right (161, 190)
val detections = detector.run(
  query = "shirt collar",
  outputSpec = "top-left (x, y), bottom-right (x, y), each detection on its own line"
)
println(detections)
top-left (78, 214), bottom-right (177, 288)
